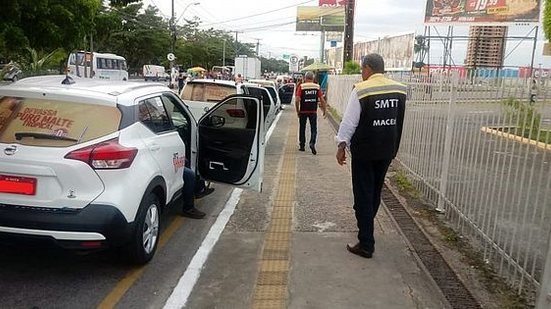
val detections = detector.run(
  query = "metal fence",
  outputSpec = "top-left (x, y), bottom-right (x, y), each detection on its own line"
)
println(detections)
top-left (327, 72), bottom-right (551, 307)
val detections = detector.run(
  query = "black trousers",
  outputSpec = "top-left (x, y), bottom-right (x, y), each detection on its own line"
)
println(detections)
top-left (351, 156), bottom-right (392, 252)
top-left (299, 113), bottom-right (317, 148)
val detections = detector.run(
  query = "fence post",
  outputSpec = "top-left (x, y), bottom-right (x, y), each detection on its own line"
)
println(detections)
top-left (436, 71), bottom-right (458, 212)
top-left (536, 230), bottom-right (551, 308)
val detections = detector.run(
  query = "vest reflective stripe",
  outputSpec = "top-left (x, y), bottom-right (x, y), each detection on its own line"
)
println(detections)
top-left (356, 84), bottom-right (407, 99)
top-left (299, 82), bottom-right (320, 113)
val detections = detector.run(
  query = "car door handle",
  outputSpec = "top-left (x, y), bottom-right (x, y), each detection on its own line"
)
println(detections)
top-left (148, 144), bottom-right (161, 151)
top-left (209, 161), bottom-right (229, 171)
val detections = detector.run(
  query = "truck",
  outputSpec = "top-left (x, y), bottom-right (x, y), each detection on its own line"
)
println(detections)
top-left (142, 64), bottom-right (169, 81)
top-left (234, 56), bottom-right (261, 80)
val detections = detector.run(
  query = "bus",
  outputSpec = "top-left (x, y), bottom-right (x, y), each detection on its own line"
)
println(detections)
top-left (67, 51), bottom-right (128, 81)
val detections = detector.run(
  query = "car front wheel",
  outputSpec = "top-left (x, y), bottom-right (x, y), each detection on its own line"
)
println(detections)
top-left (124, 193), bottom-right (161, 264)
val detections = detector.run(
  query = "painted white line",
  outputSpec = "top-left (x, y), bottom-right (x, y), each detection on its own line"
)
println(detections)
top-left (163, 188), bottom-right (243, 309)
top-left (266, 110), bottom-right (282, 142)
top-left (163, 109), bottom-right (282, 309)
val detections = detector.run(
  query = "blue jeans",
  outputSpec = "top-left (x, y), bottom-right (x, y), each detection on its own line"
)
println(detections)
top-left (299, 113), bottom-right (317, 148)
top-left (182, 167), bottom-right (196, 210)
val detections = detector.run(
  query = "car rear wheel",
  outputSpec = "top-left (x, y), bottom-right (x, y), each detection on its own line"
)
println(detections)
top-left (124, 193), bottom-right (161, 264)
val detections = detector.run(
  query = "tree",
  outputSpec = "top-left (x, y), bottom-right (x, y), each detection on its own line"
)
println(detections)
top-left (0, 0), bottom-right (100, 59)
top-left (544, 0), bottom-right (551, 40)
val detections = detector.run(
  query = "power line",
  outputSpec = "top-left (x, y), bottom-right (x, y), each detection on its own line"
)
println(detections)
top-left (200, 0), bottom-right (315, 27)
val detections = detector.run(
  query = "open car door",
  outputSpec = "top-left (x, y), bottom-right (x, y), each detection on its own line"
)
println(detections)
top-left (197, 94), bottom-right (265, 191)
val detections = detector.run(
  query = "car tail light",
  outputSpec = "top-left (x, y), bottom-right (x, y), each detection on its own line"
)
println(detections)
top-left (226, 109), bottom-right (246, 118)
top-left (65, 138), bottom-right (138, 169)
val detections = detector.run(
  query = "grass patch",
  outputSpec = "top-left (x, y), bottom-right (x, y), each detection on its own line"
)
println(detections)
top-left (328, 105), bottom-right (342, 123)
top-left (498, 127), bottom-right (551, 144)
top-left (388, 165), bottom-right (531, 308)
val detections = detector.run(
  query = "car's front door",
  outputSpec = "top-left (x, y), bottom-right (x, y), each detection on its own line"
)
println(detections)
top-left (197, 95), bottom-right (264, 191)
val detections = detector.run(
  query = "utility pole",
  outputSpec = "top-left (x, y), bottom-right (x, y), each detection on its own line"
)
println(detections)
top-left (235, 31), bottom-right (239, 58)
top-left (223, 39), bottom-right (226, 66)
top-left (343, 0), bottom-right (355, 63)
top-left (171, 0), bottom-right (176, 54)
top-left (255, 39), bottom-right (261, 57)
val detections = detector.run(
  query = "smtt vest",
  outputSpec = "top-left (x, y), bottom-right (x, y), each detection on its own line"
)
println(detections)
top-left (299, 82), bottom-right (320, 114)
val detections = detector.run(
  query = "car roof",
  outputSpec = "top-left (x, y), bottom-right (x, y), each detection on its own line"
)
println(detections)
top-left (187, 79), bottom-right (238, 87)
top-left (0, 75), bottom-right (170, 106)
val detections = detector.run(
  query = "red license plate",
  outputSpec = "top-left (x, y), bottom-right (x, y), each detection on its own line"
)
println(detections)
top-left (0, 175), bottom-right (37, 195)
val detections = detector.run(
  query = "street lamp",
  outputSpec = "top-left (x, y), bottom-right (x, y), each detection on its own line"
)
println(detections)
top-left (170, 1), bottom-right (200, 54)
top-left (176, 2), bottom-right (200, 25)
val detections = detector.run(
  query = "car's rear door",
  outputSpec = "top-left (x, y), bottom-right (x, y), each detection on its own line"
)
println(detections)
top-left (196, 95), bottom-right (264, 191)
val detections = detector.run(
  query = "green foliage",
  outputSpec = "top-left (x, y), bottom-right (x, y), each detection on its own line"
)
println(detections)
top-left (0, 0), bottom-right (100, 59)
top-left (545, 0), bottom-right (551, 40)
top-left (501, 98), bottom-right (542, 139)
top-left (0, 0), bottom-right (257, 75)
top-left (342, 61), bottom-right (361, 75)
top-left (260, 57), bottom-right (289, 74)
top-left (16, 47), bottom-right (64, 76)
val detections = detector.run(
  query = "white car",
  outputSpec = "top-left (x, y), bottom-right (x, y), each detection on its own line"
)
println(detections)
top-left (180, 79), bottom-right (277, 130)
top-left (0, 75), bottom-right (265, 264)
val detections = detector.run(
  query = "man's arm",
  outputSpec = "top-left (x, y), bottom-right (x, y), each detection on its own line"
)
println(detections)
top-left (295, 84), bottom-right (301, 117)
top-left (335, 88), bottom-right (361, 165)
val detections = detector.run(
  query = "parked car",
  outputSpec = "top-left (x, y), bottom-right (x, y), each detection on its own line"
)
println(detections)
top-left (0, 75), bottom-right (265, 264)
top-left (278, 83), bottom-right (296, 105)
top-left (1, 63), bottom-right (22, 82)
top-left (180, 79), bottom-right (277, 130)
top-left (248, 79), bottom-right (282, 112)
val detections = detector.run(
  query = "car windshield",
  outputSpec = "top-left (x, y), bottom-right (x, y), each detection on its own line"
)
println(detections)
top-left (181, 83), bottom-right (236, 103)
top-left (0, 96), bottom-right (121, 147)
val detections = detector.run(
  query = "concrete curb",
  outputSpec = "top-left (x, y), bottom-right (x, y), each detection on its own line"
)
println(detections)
top-left (481, 126), bottom-right (551, 151)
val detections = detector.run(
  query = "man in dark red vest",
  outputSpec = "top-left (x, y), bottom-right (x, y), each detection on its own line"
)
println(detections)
top-left (295, 71), bottom-right (327, 154)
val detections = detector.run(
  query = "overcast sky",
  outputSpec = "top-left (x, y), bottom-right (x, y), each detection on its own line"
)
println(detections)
top-left (144, 0), bottom-right (550, 67)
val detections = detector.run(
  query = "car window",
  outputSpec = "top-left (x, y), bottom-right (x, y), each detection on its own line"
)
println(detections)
top-left (181, 83), bottom-right (236, 103)
top-left (206, 97), bottom-right (257, 130)
top-left (162, 93), bottom-right (192, 161)
top-left (265, 87), bottom-right (277, 103)
top-left (244, 86), bottom-right (271, 119)
top-left (138, 96), bottom-right (172, 133)
top-left (0, 96), bottom-right (121, 147)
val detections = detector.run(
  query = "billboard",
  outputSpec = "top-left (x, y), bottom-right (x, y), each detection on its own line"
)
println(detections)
top-left (352, 33), bottom-right (415, 71)
top-left (296, 6), bottom-right (345, 32)
top-left (425, 0), bottom-right (541, 24)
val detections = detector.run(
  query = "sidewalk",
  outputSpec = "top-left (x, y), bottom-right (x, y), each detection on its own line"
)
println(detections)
top-left (185, 107), bottom-right (449, 308)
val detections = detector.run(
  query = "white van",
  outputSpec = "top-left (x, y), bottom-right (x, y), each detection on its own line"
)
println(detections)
top-left (143, 65), bottom-right (169, 81)
top-left (67, 51), bottom-right (129, 81)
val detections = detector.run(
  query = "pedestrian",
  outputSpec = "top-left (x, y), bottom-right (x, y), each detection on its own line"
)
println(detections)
top-left (181, 167), bottom-right (214, 219)
top-left (178, 71), bottom-right (186, 94)
top-left (295, 71), bottom-right (327, 155)
top-left (335, 53), bottom-right (407, 258)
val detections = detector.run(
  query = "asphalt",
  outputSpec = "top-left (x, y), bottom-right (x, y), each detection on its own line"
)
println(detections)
top-left (186, 106), bottom-right (450, 308)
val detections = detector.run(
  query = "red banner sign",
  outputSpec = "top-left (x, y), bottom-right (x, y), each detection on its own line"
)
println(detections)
top-left (319, 0), bottom-right (346, 6)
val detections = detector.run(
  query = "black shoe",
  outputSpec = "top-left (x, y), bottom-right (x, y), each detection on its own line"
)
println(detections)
top-left (299, 146), bottom-right (305, 151)
top-left (346, 243), bottom-right (373, 258)
top-left (181, 206), bottom-right (206, 219)
top-left (195, 187), bottom-right (215, 199)
top-left (310, 144), bottom-right (317, 155)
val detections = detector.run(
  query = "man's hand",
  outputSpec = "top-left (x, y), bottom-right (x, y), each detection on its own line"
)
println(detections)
top-left (336, 147), bottom-right (347, 165)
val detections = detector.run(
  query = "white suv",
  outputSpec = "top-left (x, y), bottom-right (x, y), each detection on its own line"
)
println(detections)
top-left (0, 75), bottom-right (265, 264)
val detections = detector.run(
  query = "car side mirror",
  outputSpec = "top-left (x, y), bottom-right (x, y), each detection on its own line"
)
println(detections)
top-left (210, 115), bottom-right (225, 128)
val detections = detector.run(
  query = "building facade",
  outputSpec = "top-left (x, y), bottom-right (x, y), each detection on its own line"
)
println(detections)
top-left (465, 26), bottom-right (507, 68)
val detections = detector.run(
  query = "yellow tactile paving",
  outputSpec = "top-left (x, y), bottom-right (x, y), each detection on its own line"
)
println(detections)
top-left (253, 285), bottom-right (288, 300)
top-left (251, 299), bottom-right (286, 309)
top-left (252, 119), bottom-right (298, 309)
top-left (256, 271), bottom-right (289, 285)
